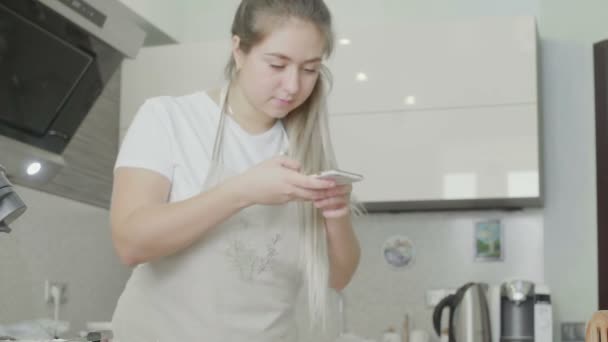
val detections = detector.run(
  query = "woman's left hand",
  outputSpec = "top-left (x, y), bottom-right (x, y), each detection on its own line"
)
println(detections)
top-left (313, 184), bottom-right (352, 218)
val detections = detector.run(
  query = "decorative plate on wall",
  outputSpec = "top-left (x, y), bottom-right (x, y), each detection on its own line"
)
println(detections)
top-left (382, 235), bottom-right (415, 269)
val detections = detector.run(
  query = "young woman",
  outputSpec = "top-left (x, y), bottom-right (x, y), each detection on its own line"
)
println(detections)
top-left (110, 0), bottom-right (361, 340)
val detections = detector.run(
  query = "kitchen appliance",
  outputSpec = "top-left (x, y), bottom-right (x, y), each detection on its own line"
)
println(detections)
top-left (433, 282), bottom-right (492, 342)
top-left (0, 164), bottom-right (26, 233)
top-left (488, 285), bottom-right (502, 342)
top-left (533, 285), bottom-right (552, 342)
top-left (0, 0), bottom-right (145, 154)
top-left (500, 280), bottom-right (535, 342)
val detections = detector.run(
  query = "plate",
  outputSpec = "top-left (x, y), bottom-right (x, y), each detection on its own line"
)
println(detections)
top-left (382, 235), bottom-right (415, 269)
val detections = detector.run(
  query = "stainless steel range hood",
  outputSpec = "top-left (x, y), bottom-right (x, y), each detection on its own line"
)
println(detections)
top-left (38, 0), bottom-right (145, 58)
top-left (0, 0), bottom-right (145, 193)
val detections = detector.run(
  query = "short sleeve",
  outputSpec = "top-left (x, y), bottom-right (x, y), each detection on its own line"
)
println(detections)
top-left (115, 99), bottom-right (174, 180)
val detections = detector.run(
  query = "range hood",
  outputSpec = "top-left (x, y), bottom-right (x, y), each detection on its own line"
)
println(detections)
top-left (0, 0), bottom-right (145, 184)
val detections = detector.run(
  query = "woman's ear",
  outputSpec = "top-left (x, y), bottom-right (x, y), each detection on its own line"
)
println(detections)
top-left (232, 35), bottom-right (244, 71)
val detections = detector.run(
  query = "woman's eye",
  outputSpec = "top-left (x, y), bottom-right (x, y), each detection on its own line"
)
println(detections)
top-left (304, 68), bottom-right (319, 74)
top-left (270, 64), bottom-right (286, 69)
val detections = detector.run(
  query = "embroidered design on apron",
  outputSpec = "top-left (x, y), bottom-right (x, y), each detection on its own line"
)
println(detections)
top-left (224, 229), bottom-right (282, 281)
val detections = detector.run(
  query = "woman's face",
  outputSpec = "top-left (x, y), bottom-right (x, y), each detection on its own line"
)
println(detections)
top-left (234, 18), bottom-right (326, 119)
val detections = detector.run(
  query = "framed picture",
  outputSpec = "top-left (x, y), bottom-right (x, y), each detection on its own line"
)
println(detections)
top-left (474, 219), bottom-right (503, 261)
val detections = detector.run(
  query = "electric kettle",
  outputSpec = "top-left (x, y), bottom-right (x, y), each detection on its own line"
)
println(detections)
top-left (432, 282), bottom-right (492, 342)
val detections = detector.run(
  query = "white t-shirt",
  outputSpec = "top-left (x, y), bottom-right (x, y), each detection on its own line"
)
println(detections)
top-left (115, 91), bottom-right (288, 202)
top-left (112, 92), bottom-right (302, 342)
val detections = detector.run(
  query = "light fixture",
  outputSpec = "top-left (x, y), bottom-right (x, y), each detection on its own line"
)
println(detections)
top-left (26, 162), bottom-right (42, 176)
top-left (404, 96), bottom-right (416, 105)
top-left (356, 72), bottom-right (368, 82)
top-left (339, 38), bottom-right (351, 45)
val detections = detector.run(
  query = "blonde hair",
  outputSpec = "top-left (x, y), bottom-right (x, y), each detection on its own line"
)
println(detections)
top-left (225, 0), bottom-right (351, 328)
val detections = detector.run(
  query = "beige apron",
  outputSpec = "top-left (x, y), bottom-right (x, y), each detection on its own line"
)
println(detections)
top-left (112, 85), bottom-right (302, 342)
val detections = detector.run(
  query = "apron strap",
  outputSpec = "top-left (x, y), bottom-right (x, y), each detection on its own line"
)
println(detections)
top-left (211, 83), bottom-right (230, 163)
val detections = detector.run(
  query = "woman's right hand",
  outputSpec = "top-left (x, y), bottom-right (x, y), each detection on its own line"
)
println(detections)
top-left (231, 156), bottom-right (336, 206)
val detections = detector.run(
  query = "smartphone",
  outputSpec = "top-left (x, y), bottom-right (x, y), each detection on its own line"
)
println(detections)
top-left (313, 169), bottom-right (363, 185)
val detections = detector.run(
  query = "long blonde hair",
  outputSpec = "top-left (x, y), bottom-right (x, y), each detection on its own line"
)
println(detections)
top-left (225, 0), bottom-right (342, 327)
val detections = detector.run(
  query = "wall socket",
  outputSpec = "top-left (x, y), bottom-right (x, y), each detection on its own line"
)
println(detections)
top-left (561, 322), bottom-right (586, 342)
top-left (44, 280), bottom-right (68, 304)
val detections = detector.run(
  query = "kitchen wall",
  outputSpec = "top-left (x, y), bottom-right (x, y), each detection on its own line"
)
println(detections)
top-left (0, 190), bottom-right (544, 341)
top-left (0, 185), bottom-right (129, 334)
top-left (296, 210), bottom-right (544, 342)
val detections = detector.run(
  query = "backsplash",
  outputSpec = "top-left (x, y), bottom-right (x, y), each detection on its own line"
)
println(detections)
top-left (0, 185), bottom-right (543, 340)
top-left (298, 209), bottom-right (544, 342)
top-left (0, 185), bottom-right (129, 333)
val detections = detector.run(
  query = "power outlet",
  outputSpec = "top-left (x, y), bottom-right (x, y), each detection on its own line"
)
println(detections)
top-left (44, 280), bottom-right (68, 304)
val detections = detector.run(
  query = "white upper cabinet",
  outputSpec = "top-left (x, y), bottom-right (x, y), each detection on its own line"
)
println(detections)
top-left (120, 16), bottom-right (541, 210)
top-left (330, 104), bottom-right (540, 209)
top-left (324, 16), bottom-right (541, 209)
top-left (326, 16), bottom-right (537, 115)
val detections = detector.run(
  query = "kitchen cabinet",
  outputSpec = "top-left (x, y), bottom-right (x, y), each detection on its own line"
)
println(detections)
top-left (120, 16), bottom-right (541, 210)
top-left (325, 16), bottom-right (541, 209)
top-left (326, 16), bottom-right (537, 114)
top-left (331, 104), bottom-right (539, 210)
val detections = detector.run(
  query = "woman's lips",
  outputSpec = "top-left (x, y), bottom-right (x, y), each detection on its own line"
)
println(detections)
top-left (275, 98), bottom-right (293, 106)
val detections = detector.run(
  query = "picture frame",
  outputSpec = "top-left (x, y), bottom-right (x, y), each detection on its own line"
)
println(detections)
top-left (474, 219), bottom-right (503, 261)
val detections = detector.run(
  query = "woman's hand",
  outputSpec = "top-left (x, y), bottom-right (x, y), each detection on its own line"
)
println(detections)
top-left (233, 156), bottom-right (336, 206)
top-left (313, 184), bottom-right (352, 218)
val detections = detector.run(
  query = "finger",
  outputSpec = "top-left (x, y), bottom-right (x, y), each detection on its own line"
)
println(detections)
top-left (289, 186), bottom-right (326, 201)
top-left (289, 173), bottom-right (335, 189)
top-left (277, 156), bottom-right (301, 171)
top-left (322, 206), bottom-right (350, 218)
top-left (319, 185), bottom-right (351, 198)
top-left (314, 196), bottom-right (348, 209)
top-left (332, 184), bottom-right (352, 191)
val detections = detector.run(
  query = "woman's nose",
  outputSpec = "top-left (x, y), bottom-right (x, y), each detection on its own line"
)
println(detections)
top-left (283, 67), bottom-right (300, 95)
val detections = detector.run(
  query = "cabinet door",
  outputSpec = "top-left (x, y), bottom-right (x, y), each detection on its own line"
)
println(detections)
top-left (326, 16), bottom-right (537, 115)
top-left (330, 104), bottom-right (540, 208)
